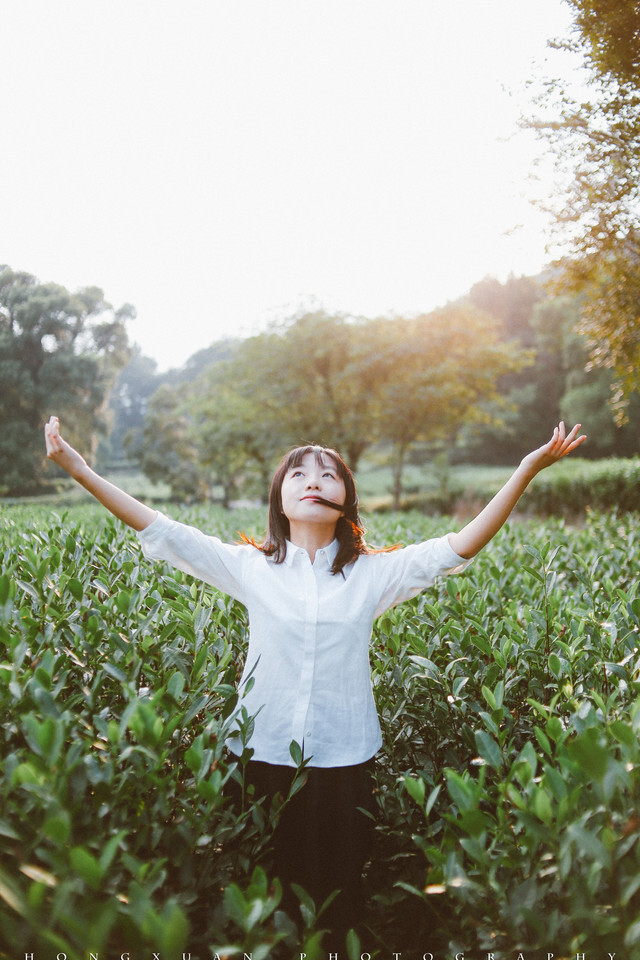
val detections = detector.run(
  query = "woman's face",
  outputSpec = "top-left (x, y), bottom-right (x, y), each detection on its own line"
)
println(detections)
top-left (280, 451), bottom-right (347, 530)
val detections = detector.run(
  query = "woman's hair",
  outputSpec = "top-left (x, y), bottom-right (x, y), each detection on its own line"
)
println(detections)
top-left (241, 444), bottom-right (369, 575)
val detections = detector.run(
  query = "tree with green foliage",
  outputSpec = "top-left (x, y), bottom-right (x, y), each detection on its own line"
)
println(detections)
top-left (107, 340), bottom-right (238, 469)
top-left (377, 302), bottom-right (532, 508)
top-left (135, 305), bottom-right (536, 506)
top-left (0, 266), bottom-right (132, 494)
top-left (170, 311), bottom-right (388, 504)
top-left (464, 276), bottom-right (551, 464)
top-left (461, 276), bottom-right (640, 464)
top-left (230, 310), bottom-right (389, 472)
top-left (541, 295), bottom-right (640, 457)
top-left (136, 382), bottom-right (207, 503)
top-left (526, 0), bottom-right (640, 413)
top-left (107, 347), bottom-right (162, 463)
top-left (189, 357), bottom-right (284, 506)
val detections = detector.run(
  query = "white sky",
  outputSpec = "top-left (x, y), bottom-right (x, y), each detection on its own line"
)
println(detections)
top-left (2, 0), bottom-right (576, 371)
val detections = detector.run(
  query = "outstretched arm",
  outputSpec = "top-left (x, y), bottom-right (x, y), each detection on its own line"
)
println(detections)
top-left (44, 415), bottom-right (157, 531)
top-left (448, 422), bottom-right (586, 560)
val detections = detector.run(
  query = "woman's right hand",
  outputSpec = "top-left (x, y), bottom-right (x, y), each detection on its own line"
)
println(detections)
top-left (44, 415), bottom-right (88, 478)
top-left (43, 414), bottom-right (156, 529)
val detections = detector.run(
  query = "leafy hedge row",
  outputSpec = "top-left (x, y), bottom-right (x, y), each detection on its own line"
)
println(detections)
top-left (521, 456), bottom-right (640, 515)
top-left (0, 504), bottom-right (639, 956)
top-left (393, 457), bottom-right (640, 516)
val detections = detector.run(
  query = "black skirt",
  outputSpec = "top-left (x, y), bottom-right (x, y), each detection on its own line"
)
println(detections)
top-left (239, 756), bottom-right (376, 942)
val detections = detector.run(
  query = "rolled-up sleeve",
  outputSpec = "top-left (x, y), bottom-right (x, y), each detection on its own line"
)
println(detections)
top-left (371, 535), bottom-right (473, 618)
top-left (136, 512), bottom-right (250, 603)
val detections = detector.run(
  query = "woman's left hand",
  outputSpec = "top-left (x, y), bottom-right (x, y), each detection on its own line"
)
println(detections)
top-left (520, 422), bottom-right (587, 477)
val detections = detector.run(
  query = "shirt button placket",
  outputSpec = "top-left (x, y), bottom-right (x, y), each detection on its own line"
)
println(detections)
top-left (290, 554), bottom-right (318, 757)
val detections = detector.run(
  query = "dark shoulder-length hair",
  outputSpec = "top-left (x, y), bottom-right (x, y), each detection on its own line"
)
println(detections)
top-left (240, 444), bottom-right (369, 575)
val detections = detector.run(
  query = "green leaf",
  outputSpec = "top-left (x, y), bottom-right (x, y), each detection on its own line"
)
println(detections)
top-left (67, 578), bottom-right (84, 600)
top-left (567, 732), bottom-right (610, 781)
top-left (481, 685), bottom-right (497, 710)
top-left (546, 715), bottom-right (564, 742)
top-left (185, 740), bottom-right (203, 774)
top-left (524, 544), bottom-right (542, 563)
top-left (115, 590), bottom-right (131, 614)
top-left (0, 866), bottom-right (28, 917)
top-left (289, 740), bottom-right (303, 766)
top-left (610, 720), bottom-right (635, 747)
top-left (99, 830), bottom-right (127, 873)
top-left (0, 574), bottom-right (12, 604)
top-left (346, 927), bottom-right (361, 960)
top-left (548, 653), bottom-right (562, 678)
top-left (12, 762), bottom-right (42, 786)
top-left (103, 662), bottom-right (127, 682)
top-left (471, 634), bottom-right (492, 657)
top-left (157, 903), bottom-right (189, 953)
top-left (602, 660), bottom-right (627, 679)
top-left (70, 847), bottom-right (103, 891)
top-left (446, 770), bottom-right (474, 812)
top-left (522, 564), bottom-right (544, 584)
top-left (167, 670), bottom-right (186, 700)
top-left (426, 784), bottom-right (441, 817)
top-left (43, 812), bottom-right (71, 844)
top-left (460, 808), bottom-right (491, 837)
top-left (533, 786), bottom-right (553, 825)
top-left (625, 918), bottom-right (640, 947)
top-left (474, 729), bottom-right (502, 770)
top-left (534, 727), bottom-right (551, 756)
top-left (404, 776), bottom-right (426, 805)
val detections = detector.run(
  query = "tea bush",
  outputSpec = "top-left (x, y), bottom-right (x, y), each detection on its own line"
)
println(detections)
top-left (520, 457), bottom-right (640, 515)
top-left (0, 504), bottom-right (638, 957)
top-left (389, 457), bottom-right (640, 516)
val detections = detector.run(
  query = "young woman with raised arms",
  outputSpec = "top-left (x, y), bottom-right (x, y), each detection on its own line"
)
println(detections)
top-left (44, 415), bottom-right (586, 945)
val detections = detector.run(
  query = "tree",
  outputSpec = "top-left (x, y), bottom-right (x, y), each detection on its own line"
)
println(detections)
top-left (136, 382), bottom-right (208, 503)
top-left (0, 266), bottom-right (132, 494)
top-left (217, 310), bottom-right (389, 472)
top-left (189, 369), bottom-right (277, 508)
top-left (546, 294), bottom-right (640, 457)
top-left (266, 311), bottom-right (390, 470)
top-left (107, 339), bottom-right (238, 466)
top-left (526, 0), bottom-right (640, 412)
top-left (377, 302), bottom-right (532, 509)
top-left (107, 347), bottom-right (162, 463)
top-left (464, 276), bottom-right (552, 462)
top-left (461, 280), bottom-right (640, 464)
top-left (179, 311), bottom-right (387, 504)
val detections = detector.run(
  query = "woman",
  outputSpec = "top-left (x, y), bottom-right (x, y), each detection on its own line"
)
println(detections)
top-left (43, 416), bottom-right (586, 943)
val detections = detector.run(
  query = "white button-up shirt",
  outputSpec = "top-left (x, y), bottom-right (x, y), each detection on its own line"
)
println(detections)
top-left (137, 513), bottom-right (471, 768)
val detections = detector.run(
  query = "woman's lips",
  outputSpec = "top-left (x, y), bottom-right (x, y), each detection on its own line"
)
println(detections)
top-left (300, 495), bottom-right (344, 511)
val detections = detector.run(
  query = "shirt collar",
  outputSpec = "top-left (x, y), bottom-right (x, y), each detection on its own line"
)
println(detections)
top-left (284, 538), bottom-right (339, 568)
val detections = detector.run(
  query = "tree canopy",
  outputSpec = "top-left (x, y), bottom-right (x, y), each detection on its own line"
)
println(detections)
top-left (4, 263), bottom-right (640, 507)
top-left (526, 0), bottom-right (640, 413)
top-left (129, 303), bottom-right (531, 506)
top-left (0, 266), bottom-right (132, 494)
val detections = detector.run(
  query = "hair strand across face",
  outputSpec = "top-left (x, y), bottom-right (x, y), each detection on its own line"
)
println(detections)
top-left (241, 445), bottom-right (367, 575)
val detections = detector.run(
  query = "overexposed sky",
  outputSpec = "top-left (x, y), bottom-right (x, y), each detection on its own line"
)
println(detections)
top-left (2, 0), bottom-right (576, 370)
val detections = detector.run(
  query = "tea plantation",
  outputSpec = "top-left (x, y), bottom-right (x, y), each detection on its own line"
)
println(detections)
top-left (1, 504), bottom-right (639, 957)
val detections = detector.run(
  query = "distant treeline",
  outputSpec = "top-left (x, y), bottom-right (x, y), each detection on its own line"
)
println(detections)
top-left (106, 275), bottom-right (640, 507)
top-left (2, 265), bottom-right (639, 502)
